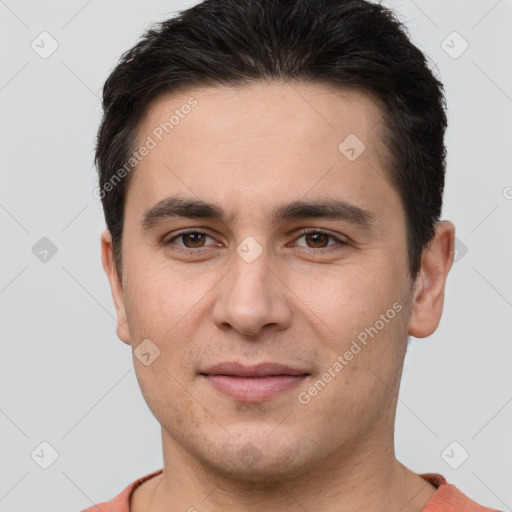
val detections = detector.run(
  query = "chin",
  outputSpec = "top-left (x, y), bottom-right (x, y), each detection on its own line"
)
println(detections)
top-left (195, 430), bottom-right (316, 483)
top-left (209, 446), bottom-right (311, 484)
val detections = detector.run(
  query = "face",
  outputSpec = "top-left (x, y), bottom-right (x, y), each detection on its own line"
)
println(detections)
top-left (101, 81), bottom-right (453, 481)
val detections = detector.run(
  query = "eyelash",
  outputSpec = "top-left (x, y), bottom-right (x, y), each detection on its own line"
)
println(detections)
top-left (164, 228), bottom-right (348, 254)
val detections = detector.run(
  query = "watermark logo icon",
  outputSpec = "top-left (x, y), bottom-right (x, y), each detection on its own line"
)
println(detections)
top-left (338, 134), bottom-right (366, 161)
top-left (32, 237), bottom-right (58, 263)
top-left (236, 236), bottom-right (263, 264)
top-left (237, 442), bottom-right (262, 468)
top-left (31, 441), bottom-right (59, 469)
top-left (453, 237), bottom-right (468, 263)
top-left (31, 32), bottom-right (59, 59)
top-left (441, 441), bottom-right (469, 469)
top-left (441, 32), bottom-right (469, 59)
top-left (134, 338), bottom-right (161, 366)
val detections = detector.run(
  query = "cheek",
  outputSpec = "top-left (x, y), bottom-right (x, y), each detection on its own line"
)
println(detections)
top-left (123, 255), bottom-right (209, 336)
top-left (292, 261), bottom-right (401, 342)
top-left (123, 258), bottom-right (213, 384)
top-left (133, 359), bottom-right (197, 438)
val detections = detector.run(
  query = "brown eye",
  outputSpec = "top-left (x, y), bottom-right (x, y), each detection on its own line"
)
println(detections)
top-left (181, 233), bottom-right (207, 248)
top-left (295, 229), bottom-right (343, 250)
top-left (304, 232), bottom-right (331, 248)
top-left (166, 231), bottom-right (216, 250)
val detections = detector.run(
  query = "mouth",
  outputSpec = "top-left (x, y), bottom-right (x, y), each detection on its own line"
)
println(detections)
top-left (200, 362), bottom-right (310, 402)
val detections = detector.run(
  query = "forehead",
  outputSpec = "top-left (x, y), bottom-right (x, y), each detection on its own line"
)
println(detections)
top-left (136, 81), bottom-right (386, 155)
top-left (127, 81), bottom-right (397, 223)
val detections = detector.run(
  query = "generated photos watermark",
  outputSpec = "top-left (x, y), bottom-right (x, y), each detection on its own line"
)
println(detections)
top-left (93, 97), bottom-right (198, 200)
top-left (298, 301), bottom-right (403, 405)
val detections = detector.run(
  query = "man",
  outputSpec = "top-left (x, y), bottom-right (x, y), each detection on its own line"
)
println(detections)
top-left (85, 0), bottom-right (499, 510)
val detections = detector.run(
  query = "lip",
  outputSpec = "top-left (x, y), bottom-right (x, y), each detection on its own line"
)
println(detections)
top-left (201, 361), bottom-right (309, 377)
top-left (200, 362), bottom-right (310, 402)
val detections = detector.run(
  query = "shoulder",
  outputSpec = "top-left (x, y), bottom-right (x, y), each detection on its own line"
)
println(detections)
top-left (80, 469), bottom-right (164, 512)
top-left (420, 473), bottom-right (501, 512)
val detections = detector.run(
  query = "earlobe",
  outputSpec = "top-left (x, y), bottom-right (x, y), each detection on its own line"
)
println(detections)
top-left (100, 230), bottom-right (132, 345)
top-left (408, 221), bottom-right (455, 339)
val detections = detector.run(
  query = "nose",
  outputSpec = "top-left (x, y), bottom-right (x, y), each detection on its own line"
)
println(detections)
top-left (212, 247), bottom-right (292, 337)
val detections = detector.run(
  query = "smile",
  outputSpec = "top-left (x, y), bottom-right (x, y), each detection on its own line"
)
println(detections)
top-left (200, 361), bottom-right (310, 402)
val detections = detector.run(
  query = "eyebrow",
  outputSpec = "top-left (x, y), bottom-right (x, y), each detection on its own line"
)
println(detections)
top-left (140, 194), bottom-right (375, 231)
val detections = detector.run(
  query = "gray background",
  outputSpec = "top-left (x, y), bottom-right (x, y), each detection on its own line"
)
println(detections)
top-left (1, 0), bottom-right (511, 510)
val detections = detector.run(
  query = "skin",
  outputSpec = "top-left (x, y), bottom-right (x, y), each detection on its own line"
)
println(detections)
top-left (101, 81), bottom-right (455, 512)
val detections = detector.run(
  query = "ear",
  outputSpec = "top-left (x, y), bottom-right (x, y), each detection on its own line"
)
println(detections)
top-left (100, 230), bottom-right (132, 345)
top-left (408, 221), bottom-right (455, 338)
